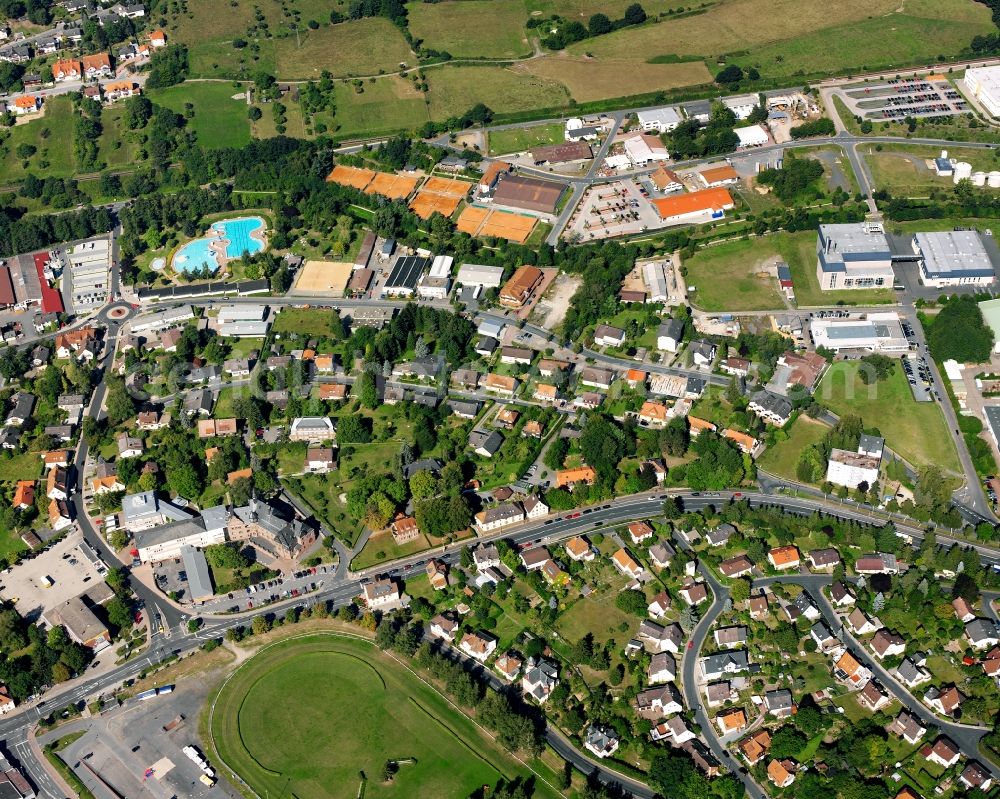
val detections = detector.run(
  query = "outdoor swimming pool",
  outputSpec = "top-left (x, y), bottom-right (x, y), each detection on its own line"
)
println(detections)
top-left (172, 216), bottom-right (267, 274)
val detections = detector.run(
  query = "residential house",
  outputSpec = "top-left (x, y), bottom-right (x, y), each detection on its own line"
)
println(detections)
top-left (721, 357), bottom-right (751, 378)
top-left (764, 689), bottom-right (795, 718)
top-left (81, 52), bottom-right (113, 77)
top-left (612, 548), bottom-right (645, 580)
top-left (739, 730), bottom-right (771, 765)
top-left (767, 760), bottom-right (796, 789)
top-left (889, 710), bottom-right (926, 745)
top-left (42, 450), bottom-right (70, 469)
top-left (688, 340), bottom-right (716, 367)
top-left (638, 401), bottom-right (669, 429)
top-left (925, 685), bottom-right (964, 716)
top-left (556, 466), bottom-right (597, 489)
top-left (117, 433), bottom-right (143, 458)
top-left (305, 447), bottom-right (336, 473)
top-left (197, 418), bottom-right (238, 439)
top-left (390, 515), bottom-right (419, 545)
top-left (5, 392), bottom-right (34, 427)
top-left (953, 597), bottom-right (977, 623)
top-left (45, 468), bottom-right (69, 501)
top-left (768, 545), bottom-right (800, 570)
top-left (647, 591), bottom-right (671, 619)
top-left (430, 613), bottom-right (459, 642)
top-left (716, 708), bottom-right (747, 735)
top-left (638, 620), bottom-right (683, 654)
top-left (565, 536), bottom-right (594, 562)
top-left (495, 653), bottom-right (523, 682)
top-left (635, 684), bottom-right (683, 718)
top-left (848, 608), bottom-right (878, 635)
top-left (705, 523), bottom-right (736, 547)
top-left (657, 318), bottom-right (685, 351)
top-left (460, 631), bottom-right (497, 662)
top-left (289, 417), bottom-right (335, 443)
top-left (627, 520), bottom-right (654, 544)
top-left (713, 626), bottom-right (748, 649)
top-left (719, 555), bottom-right (753, 578)
top-left (748, 390), bottom-right (792, 426)
top-left (520, 547), bottom-right (551, 571)
top-left (830, 581), bottom-right (856, 607)
top-left (959, 761), bottom-right (993, 792)
top-left (925, 737), bottom-right (961, 768)
top-left (580, 367), bottom-right (613, 390)
top-left (788, 591), bottom-right (821, 622)
top-left (584, 725), bottom-right (620, 759)
top-left (855, 553), bottom-right (899, 574)
top-left (48, 498), bottom-right (72, 530)
top-left (522, 496), bottom-right (548, 520)
top-left (858, 680), bottom-right (890, 712)
top-left (534, 384), bottom-right (558, 403)
top-left (810, 621), bottom-right (837, 651)
top-left (473, 544), bottom-right (501, 571)
top-left (480, 373), bottom-right (518, 397)
top-left (808, 548), bottom-right (841, 571)
top-left (651, 715), bottom-right (695, 745)
top-left (593, 324), bottom-right (626, 348)
top-left (700, 650), bottom-right (750, 680)
top-left (706, 681), bottom-right (736, 708)
top-left (474, 502), bottom-right (525, 533)
top-left (965, 618), bottom-right (1000, 650)
top-left (12, 481), bottom-right (34, 510)
top-left (896, 657), bottom-right (931, 688)
top-left (469, 429), bottom-right (504, 457)
top-left (679, 581), bottom-right (708, 606)
top-left (871, 629), bottom-right (906, 659)
top-left (521, 657), bottom-right (558, 702)
top-left (748, 593), bottom-right (770, 619)
top-left (833, 651), bottom-right (870, 686)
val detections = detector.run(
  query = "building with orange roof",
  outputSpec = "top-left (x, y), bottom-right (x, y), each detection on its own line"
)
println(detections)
top-left (627, 521), bottom-right (654, 544)
top-left (103, 80), bottom-right (140, 101)
top-left (205, 447), bottom-right (220, 462)
top-left (43, 450), bottom-right (70, 469)
top-left (149, 29), bottom-right (167, 47)
top-left (12, 480), bottom-right (34, 510)
top-left (625, 368), bottom-right (646, 386)
top-left (767, 759), bottom-right (796, 788)
top-left (650, 165), bottom-right (684, 192)
top-left (319, 383), bottom-right (348, 401)
top-left (894, 789), bottom-right (921, 799)
top-left (91, 475), bottom-right (125, 494)
top-left (499, 265), bottom-right (544, 309)
top-left (534, 384), bottom-right (557, 402)
top-left (13, 95), bottom-right (41, 114)
top-left (565, 536), bottom-right (594, 562)
top-left (638, 401), bottom-right (669, 429)
top-left (478, 160), bottom-right (511, 196)
top-left (481, 373), bottom-right (518, 397)
top-left (688, 416), bottom-right (717, 436)
top-left (722, 428), bottom-right (758, 455)
top-left (652, 187), bottom-right (735, 224)
top-left (611, 548), bottom-right (644, 579)
top-left (698, 164), bottom-right (739, 187)
top-left (716, 708), bottom-right (746, 734)
top-left (834, 651), bottom-right (868, 684)
top-left (556, 466), bottom-right (597, 488)
top-left (739, 729), bottom-right (771, 764)
top-left (52, 58), bottom-right (82, 81)
top-left (522, 420), bottom-right (544, 439)
top-left (767, 545), bottom-right (800, 570)
top-left (314, 354), bottom-right (335, 372)
top-left (81, 52), bottom-right (113, 77)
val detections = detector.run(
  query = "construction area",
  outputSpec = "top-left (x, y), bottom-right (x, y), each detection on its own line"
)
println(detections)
top-left (291, 261), bottom-right (354, 295)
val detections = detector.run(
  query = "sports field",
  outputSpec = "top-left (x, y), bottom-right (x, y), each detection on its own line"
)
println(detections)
top-left (293, 261), bottom-right (353, 295)
top-left (816, 361), bottom-right (959, 472)
top-left (488, 122), bottom-right (564, 155)
top-left (208, 634), bottom-right (561, 799)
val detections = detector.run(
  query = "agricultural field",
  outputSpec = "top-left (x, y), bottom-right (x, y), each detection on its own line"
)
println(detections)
top-left (406, 1), bottom-right (531, 58)
top-left (209, 634), bottom-right (562, 799)
top-left (682, 238), bottom-right (788, 312)
top-left (816, 361), bottom-right (960, 472)
top-left (148, 83), bottom-right (252, 150)
top-left (332, 77), bottom-right (430, 139)
top-left (0, 96), bottom-right (77, 184)
top-left (425, 65), bottom-right (570, 120)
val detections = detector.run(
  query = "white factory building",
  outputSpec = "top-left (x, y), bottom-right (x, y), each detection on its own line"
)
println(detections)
top-left (636, 107), bottom-right (683, 133)
top-left (417, 254), bottom-right (453, 300)
top-left (67, 238), bottom-right (111, 308)
top-left (722, 94), bottom-right (759, 120)
top-left (456, 263), bottom-right (504, 290)
top-left (809, 312), bottom-right (910, 353)
top-left (816, 222), bottom-right (893, 290)
top-left (217, 304), bottom-right (270, 337)
top-left (911, 231), bottom-right (995, 288)
top-left (964, 66), bottom-right (1000, 118)
top-left (623, 133), bottom-right (670, 167)
top-left (734, 124), bottom-right (769, 148)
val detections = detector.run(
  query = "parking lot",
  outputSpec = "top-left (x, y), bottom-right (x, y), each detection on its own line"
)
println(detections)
top-left (901, 352), bottom-right (934, 402)
top-left (563, 179), bottom-right (663, 242)
top-left (55, 677), bottom-right (233, 799)
top-left (0, 530), bottom-right (108, 621)
top-left (840, 77), bottom-right (968, 121)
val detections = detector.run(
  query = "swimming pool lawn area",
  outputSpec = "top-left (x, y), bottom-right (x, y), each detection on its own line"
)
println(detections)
top-left (172, 216), bottom-right (267, 274)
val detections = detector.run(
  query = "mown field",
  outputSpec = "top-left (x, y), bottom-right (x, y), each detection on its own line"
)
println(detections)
top-left (0, 96), bottom-right (76, 183)
top-left (148, 82), bottom-right (252, 149)
top-left (209, 634), bottom-right (563, 799)
top-left (816, 361), bottom-right (959, 472)
top-left (682, 237), bottom-right (788, 312)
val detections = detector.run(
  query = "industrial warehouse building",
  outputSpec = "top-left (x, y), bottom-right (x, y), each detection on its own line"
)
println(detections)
top-left (217, 304), bottom-right (270, 337)
top-left (964, 66), bottom-right (1000, 118)
top-left (381, 255), bottom-right (430, 297)
top-left (636, 107), bottom-right (683, 133)
top-left (816, 222), bottom-right (893, 290)
top-left (911, 231), bottom-right (995, 288)
top-left (492, 174), bottom-right (565, 215)
top-left (809, 313), bottom-right (910, 352)
top-left (456, 263), bottom-right (504, 289)
top-left (652, 188), bottom-right (735, 226)
top-left (417, 254), bottom-right (453, 300)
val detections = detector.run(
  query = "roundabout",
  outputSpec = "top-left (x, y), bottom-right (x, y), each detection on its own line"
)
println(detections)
top-left (206, 632), bottom-right (557, 799)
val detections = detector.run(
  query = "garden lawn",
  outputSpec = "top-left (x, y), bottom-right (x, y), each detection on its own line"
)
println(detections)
top-left (351, 529), bottom-right (432, 570)
top-left (554, 571), bottom-right (635, 645)
top-left (147, 83), bottom-right (251, 150)
top-left (757, 415), bottom-right (830, 482)
top-left (271, 308), bottom-right (344, 337)
top-left (209, 634), bottom-right (561, 799)
top-left (488, 122), bottom-right (565, 156)
top-left (816, 361), bottom-right (959, 472)
top-left (682, 238), bottom-right (787, 312)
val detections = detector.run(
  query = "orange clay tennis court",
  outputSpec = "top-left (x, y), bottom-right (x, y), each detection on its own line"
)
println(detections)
top-left (409, 191), bottom-right (462, 220)
top-left (364, 172), bottom-right (420, 200)
top-left (456, 206), bottom-right (537, 243)
top-left (326, 164), bottom-right (375, 190)
top-left (421, 176), bottom-right (473, 197)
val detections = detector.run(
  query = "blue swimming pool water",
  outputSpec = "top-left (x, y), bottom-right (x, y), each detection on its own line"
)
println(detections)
top-left (172, 216), bottom-right (266, 274)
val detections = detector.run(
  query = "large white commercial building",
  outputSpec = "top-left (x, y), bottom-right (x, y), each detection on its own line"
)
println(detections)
top-left (809, 312), bottom-right (910, 352)
top-left (67, 238), bottom-right (111, 308)
top-left (131, 305), bottom-right (194, 334)
top-left (417, 254), bottom-right (453, 300)
top-left (912, 231), bottom-right (995, 288)
top-left (623, 133), bottom-right (670, 167)
top-left (636, 107), bottom-right (683, 133)
top-left (723, 94), bottom-right (759, 120)
top-left (217, 304), bottom-right (269, 337)
top-left (964, 66), bottom-right (1000, 118)
top-left (816, 222), bottom-right (893, 290)
top-left (135, 506), bottom-right (228, 563)
top-left (456, 263), bottom-right (504, 289)
top-left (734, 124), bottom-right (769, 148)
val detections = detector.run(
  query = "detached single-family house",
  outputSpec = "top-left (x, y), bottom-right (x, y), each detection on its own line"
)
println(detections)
top-left (768, 545), bottom-right (800, 571)
top-left (522, 657), bottom-right (558, 703)
top-left (430, 613), bottom-right (459, 643)
top-left (584, 725), bottom-right (620, 759)
top-left (925, 737), bottom-right (961, 768)
top-left (871, 629), bottom-right (906, 659)
top-left (460, 631), bottom-right (497, 663)
top-left (764, 689), bottom-right (795, 718)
